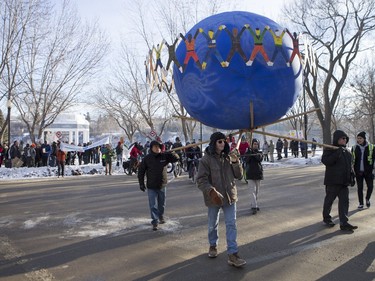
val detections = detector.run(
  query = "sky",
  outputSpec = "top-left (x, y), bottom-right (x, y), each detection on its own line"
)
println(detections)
top-left (72, 0), bottom-right (292, 53)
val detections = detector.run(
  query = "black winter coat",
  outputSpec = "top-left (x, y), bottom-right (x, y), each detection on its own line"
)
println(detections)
top-left (245, 148), bottom-right (263, 180)
top-left (321, 130), bottom-right (352, 186)
top-left (351, 142), bottom-right (375, 176)
top-left (138, 151), bottom-right (179, 190)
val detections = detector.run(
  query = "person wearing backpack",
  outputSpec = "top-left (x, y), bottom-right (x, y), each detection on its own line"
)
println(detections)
top-left (351, 131), bottom-right (375, 209)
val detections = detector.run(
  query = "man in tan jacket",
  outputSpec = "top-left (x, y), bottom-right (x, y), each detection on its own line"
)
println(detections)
top-left (197, 132), bottom-right (246, 268)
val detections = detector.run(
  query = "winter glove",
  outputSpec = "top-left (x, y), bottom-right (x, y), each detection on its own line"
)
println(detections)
top-left (171, 151), bottom-right (180, 160)
top-left (140, 185), bottom-right (146, 192)
top-left (209, 187), bottom-right (224, 206)
top-left (229, 149), bottom-right (239, 163)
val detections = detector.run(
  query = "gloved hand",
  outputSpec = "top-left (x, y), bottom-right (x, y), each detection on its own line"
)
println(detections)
top-left (209, 187), bottom-right (224, 206)
top-left (336, 147), bottom-right (346, 157)
top-left (140, 185), bottom-right (146, 192)
top-left (171, 151), bottom-right (180, 160)
top-left (229, 149), bottom-right (239, 163)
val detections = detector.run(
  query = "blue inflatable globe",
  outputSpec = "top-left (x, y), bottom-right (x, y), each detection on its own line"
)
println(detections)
top-left (173, 11), bottom-right (302, 130)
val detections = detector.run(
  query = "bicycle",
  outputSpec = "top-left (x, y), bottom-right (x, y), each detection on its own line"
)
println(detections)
top-left (124, 156), bottom-right (142, 175)
top-left (181, 155), bottom-right (189, 172)
top-left (173, 161), bottom-right (183, 177)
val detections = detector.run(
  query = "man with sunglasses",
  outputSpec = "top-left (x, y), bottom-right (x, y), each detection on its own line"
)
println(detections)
top-left (197, 132), bottom-right (246, 267)
top-left (322, 130), bottom-right (358, 231)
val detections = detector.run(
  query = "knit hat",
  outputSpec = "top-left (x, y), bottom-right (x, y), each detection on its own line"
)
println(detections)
top-left (251, 138), bottom-right (260, 146)
top-left (357, 131), bottom-right (366, 139)
top-left (150, 140), bottom-right (163, 149)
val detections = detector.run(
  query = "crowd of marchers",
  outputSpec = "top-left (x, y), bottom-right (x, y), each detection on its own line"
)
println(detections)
top-left (135, 130), bottom-right (374, 269)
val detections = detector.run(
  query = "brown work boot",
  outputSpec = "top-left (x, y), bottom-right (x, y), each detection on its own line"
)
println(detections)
top-left (227, 253), bottom-right (246, 267)
top-left (208, 245), bottom-right (218, 258)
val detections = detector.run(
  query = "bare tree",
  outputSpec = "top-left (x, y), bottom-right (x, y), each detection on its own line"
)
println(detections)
top-left (94, 87), bottom-right (139, 142)
top-left (12, 0), bottom-right (108, 143)
top-left (284, 0), bottom-right (375, 143)
top-left (99, 45), bottom-right (170, 142)
top-left (350, 60), bottom-right (375, 142)
top-left (0, 0), bottom-right (41, 142)
top-left (287, 93), bottom-right (315, 136)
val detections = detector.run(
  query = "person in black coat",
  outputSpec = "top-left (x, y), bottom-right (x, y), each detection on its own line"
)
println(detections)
top-left (138, 140), bottom-right (179, 231)
top-left (321, 130), bottom-right (357, 231)
top-left (276, 138), bottom-right (283, 160)
top-left (245, 139), bottom-right (263, 214)
top-left (351, 131), bottom-right (374, 209)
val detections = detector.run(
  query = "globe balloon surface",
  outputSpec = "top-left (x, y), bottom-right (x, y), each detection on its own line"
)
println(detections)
top-left (173, 11), bottom-right (302, 130)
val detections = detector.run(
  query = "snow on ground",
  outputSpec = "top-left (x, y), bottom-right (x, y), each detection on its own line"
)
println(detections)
top-left (0, 151), bottom-right (323, 180)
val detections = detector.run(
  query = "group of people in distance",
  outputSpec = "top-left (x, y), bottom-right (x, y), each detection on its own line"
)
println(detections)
top-left (136, 129), bottom-right (374, 268)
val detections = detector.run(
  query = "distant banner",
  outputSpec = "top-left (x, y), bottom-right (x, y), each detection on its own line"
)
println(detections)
top-left (289, 130), bottom-right (304, 139)
top-left (60, 137), bottom-right (110, 152)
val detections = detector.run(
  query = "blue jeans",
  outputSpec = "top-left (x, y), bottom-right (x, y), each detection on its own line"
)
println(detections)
top-left (208, 203), bottom-right (238, 254)
top-left (147, 188), bottom-right (166, 225)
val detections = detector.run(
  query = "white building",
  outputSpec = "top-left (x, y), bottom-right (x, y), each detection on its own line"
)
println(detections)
top-left (43, 113), bottom-right (90, 145)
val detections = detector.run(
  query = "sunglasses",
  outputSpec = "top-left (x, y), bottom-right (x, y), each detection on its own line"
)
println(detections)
top-left (216, 140), bottom-right (225, 144)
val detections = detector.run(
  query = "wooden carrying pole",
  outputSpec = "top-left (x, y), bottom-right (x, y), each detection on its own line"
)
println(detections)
top-left (167, 130), bottom-right (242, 152)
top-left (258, 108), bottom-right (320, 128)
top-left (251, 130), bottom-right (338, 150)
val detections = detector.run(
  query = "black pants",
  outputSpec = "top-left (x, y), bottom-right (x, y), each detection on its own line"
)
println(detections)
top-left (57, 160), bottom-right (65, 177)
top-left (356, 173), bottom-right (374, 205)
top-left (323, 185), bottom-right (349, 225)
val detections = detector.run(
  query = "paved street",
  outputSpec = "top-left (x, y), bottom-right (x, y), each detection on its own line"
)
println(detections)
top-left (0, 165), bottom-right (374, 281)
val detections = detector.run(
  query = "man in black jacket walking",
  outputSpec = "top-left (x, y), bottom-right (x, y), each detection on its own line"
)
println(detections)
top-left (321, 130), bottom-right (358, 231)
top-left (138, 140), bottom-right (179, 231)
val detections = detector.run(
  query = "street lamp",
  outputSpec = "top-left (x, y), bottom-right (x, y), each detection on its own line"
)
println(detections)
top-left (6, 98), bottom-right (12, 146)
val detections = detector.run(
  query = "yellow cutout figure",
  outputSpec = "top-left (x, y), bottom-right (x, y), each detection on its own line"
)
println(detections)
top-left (153, 40), bottom-right (165, 71)
top-left (268, 27), bottom-right (290, 67)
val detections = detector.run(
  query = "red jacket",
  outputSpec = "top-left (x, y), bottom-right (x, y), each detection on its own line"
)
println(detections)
top-left (130, 146), bottom-right (142, 159)
top-left (56, 149), bottom-right (66, 162)
top-left (239, 141), bottom-right (249, 155)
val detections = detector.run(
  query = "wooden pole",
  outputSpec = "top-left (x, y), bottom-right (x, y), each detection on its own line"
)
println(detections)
top-left (257, 108), bottom-right (320, 128)
top-left (172, 115), bottom-right (197, 121)
top-left (252, 130), bottom-right (337, 150)
top-left (167, 130), bottom-right (242, 152)
top-left (235, 130), bottom-right (244, 150)
top-left (173, 108), bottom-right (320, 127)
top-left (249, 101), bottom-right (254, 142)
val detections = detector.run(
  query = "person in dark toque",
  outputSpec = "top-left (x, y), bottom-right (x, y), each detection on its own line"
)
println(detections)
top-left (137, 140), bottom-right (179, 231)
top-left (321, 130), bottom-right (358, 231)
top-left (244, 139), bottom-right (264, 215)
top-left (196, 131), bottom-right (246, 268)
top-left (351, 131), bottom-right (374, 209)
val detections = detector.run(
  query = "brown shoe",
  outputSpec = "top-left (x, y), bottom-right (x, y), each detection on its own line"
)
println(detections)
top-left (228, 253), bottom-right (246, 267)
top-left (208, 245), bottom-right (218, 258)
